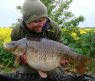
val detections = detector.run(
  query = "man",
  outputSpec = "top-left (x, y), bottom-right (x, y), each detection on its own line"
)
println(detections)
top-left (1, 0), bottom-right (94, 81)
top-left (11, 0), bottom-right (61, 42)
top-left (10, 0), bottom-right (65, 81)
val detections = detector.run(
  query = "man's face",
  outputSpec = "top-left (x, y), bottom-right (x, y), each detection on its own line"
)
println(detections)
top-left (26, 17), bottom-right (46, 33)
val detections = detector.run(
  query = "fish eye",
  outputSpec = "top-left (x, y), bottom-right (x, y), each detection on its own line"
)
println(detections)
top-left (10, 42), bottom-right (16, 46)
top-left (12, 43), bottom-right (15, 45)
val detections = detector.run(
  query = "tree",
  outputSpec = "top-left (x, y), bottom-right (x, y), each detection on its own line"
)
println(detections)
top-left (16, 0), bottom-right (84, 28)
top-left (40, 0), bottom-right (85, 45)
top-left (40, 0), bottom-right (85, 27)
top-left (15, 0), bottom-right (85, 45)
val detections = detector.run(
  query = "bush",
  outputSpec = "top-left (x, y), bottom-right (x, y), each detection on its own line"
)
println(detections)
top-left (61, 27), bottom-right (95, 73)
top-left (0, 43), bottom-right (15, 67)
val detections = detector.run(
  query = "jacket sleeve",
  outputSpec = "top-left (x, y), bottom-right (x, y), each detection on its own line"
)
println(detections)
top-left (49, 19), bottom-right (63, 43)
top-left (11, 23), bottom-right (25, 41)
top-left (11, 27), bottom-right (18, 41)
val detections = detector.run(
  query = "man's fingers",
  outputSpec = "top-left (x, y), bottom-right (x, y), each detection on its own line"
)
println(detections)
top-left (21, 54), bottom-right (27, 64)
top-left (60, 60), bottom-right (69, 66)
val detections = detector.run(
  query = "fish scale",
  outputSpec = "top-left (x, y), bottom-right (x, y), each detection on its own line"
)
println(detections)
top-left (27, 45), bottom-right (60, 71)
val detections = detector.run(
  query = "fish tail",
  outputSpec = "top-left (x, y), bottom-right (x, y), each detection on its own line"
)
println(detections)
top-left (75, 55), bottom-right (92, 74)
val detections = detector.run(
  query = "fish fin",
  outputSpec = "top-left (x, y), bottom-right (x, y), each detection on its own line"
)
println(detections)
top-left (14, 56), bottom-right (20, 67)
top-left (75, 64), bottom-right (87, 75)
top-left (26, 36), bottom-right (41, 41)
top-left (38, 71), bottom-right (47, 78)
top-left (75, 55), bottom-right (91, 75)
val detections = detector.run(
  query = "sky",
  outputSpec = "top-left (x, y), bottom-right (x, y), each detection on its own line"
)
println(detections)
top-left (0, 0), bottom-right (95, 28)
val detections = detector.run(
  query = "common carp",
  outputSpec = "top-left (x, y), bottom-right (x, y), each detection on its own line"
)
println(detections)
top-left (3, 37), bottom-right (91, 78)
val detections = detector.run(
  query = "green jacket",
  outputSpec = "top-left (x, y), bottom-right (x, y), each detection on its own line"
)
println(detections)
top-left (11, 18), bottom-right (62, 73)
top-left (11, 18), bottom-right (62, 42)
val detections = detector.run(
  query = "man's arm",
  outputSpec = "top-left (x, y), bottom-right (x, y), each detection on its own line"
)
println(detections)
top-left (11, 24), bottom-right (25, 41)
top-left (49, 18), bottom-right (63, 43)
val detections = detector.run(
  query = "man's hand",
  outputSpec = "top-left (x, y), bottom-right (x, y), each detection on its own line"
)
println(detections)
top-left (60, 60), bottom-right (69, 67)
top-left (20, 54), bottom-right (27, 64)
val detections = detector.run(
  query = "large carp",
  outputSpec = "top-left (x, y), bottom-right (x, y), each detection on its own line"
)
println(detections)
top-left (3, 37), bottom-right (91, 78)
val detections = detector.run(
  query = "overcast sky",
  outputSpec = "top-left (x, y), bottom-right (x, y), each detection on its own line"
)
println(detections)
top-left (0, 0), bottom-right (95, 28)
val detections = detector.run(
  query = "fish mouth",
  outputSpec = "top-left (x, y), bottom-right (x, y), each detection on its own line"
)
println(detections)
top-left (3, 43), bottom-right (10, 50)
top-left (3, 43), bottom-right (8, 49)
